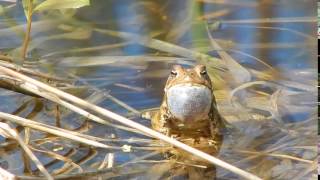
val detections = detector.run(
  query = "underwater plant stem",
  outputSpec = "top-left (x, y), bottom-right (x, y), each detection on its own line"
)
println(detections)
top-left (0, 65), bottom-right (262, 180)
top-left (21, 0), bottom-right (33, 61)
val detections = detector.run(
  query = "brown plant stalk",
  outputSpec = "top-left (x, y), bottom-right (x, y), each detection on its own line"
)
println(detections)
top-left (21, 0), bottom-right (33, 61)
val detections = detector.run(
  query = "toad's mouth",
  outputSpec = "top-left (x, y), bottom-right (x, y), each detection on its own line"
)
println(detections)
top-left (166, 84), bottom-right (212, 122)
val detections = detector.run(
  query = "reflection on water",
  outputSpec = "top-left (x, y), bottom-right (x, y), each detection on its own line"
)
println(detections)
top-left (0, 0), bottom-right (317, 179)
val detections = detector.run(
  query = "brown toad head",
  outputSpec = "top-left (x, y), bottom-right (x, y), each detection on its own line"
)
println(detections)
top-left (164, 65), bottom-right (213, 123)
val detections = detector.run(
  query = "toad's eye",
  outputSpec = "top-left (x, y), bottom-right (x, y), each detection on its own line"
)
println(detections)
top-left (170, 70), bottom-right (178, 76)
top-left (200, 70), bottom-right (207, 75)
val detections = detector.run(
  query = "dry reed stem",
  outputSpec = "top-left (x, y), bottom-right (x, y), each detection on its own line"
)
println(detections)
top-left (21, 0), bottom-right (33, 61)
top-left (0, 166), bottom-right (15, 180)
top-left (0, 65), bottom-right (262, 180)
top-left (220, 16), bottom-right (317, 24)
top-left (0, 112), bottom-right (120, 150)
top-left (42, 42), bottom-right (131, 58)
top-left (0, 60), bottom-right (70, 82)
top-left (0, 74), bottom-right (144, 135)
top-left (67, 73), bottom-right (141, 115)
top-left (28, 146), bottom-right (83, 173)
top-left (0, 122), bottom-right (53, 180)
top-left (236, 150), bottom-right (313, 164)
top-left (0, 55), bottom-right (12, 62)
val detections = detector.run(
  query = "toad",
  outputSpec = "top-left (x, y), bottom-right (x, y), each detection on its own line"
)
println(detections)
top-left (151, 64), bottom-right (224, 167)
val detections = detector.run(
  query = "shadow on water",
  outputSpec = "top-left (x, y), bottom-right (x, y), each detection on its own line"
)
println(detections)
top-left (0, 0), bottom-right (317, 179)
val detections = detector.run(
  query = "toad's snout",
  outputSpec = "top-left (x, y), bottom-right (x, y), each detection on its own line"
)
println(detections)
top-left (166, 85), bottom-right (212, 122)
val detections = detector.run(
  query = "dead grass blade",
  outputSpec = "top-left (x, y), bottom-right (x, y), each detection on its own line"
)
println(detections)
top-left (94, 28), bottom-right (227, 71)
top-left (0, 112), bottom-right (120, 150)
top-left (206, 24), bottom-right (251, 84)
top-left (1, 74), bottom-right (145, 135)
top-left (29, 146), bottom-right (83, 174)
top-left (220, 16), bottom-right (316, 24)
top-left (235, 150), bottom-right (313, 164)
top-left (0, 166), bottom-right (15, 180)
top-left (0, 122), bottom-right (53, 180)
top-left (0, 64), bottom-right (262, 180)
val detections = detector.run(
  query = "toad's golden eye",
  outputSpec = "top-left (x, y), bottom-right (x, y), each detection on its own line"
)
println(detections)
top-left (171, 70), bottom-right (178, 76)
top-left (200, 70), bottom-right (207, 75)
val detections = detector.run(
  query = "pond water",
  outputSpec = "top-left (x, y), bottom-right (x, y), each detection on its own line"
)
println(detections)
top-left (0, 0), bottom-right (317, 179)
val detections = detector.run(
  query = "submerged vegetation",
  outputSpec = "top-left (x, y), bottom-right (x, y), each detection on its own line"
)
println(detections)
top-left (0, 0), bottom-right (317, 179)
